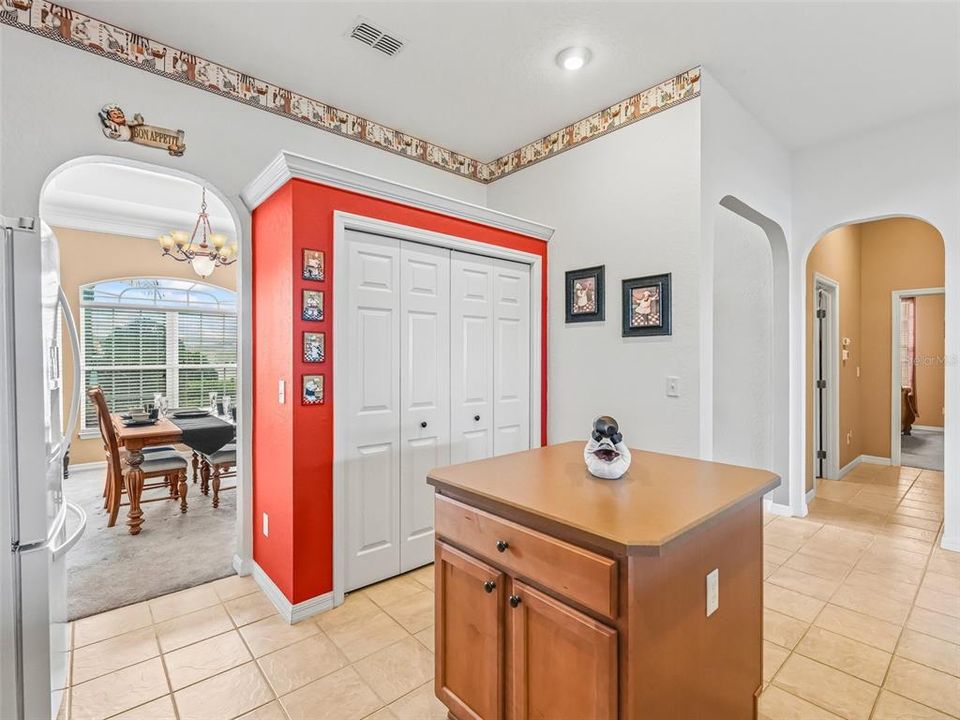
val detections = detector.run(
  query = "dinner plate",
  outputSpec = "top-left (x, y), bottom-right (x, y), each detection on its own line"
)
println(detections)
top-left (122, 419), bottom-right (158, 427)
top-left (173, 409), bottom-right (210, 418)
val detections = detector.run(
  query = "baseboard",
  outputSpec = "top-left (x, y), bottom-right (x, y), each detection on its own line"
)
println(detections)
top-left (860, 455), bottom-right (891, 466)
top-left (232, 554), bottom-right (252, 576)
top-left (66, 460), bottom-right (107, 473)
top-left (763, 499), bottom-right (794, 517)
top-left (911, 425), bottom-right (943, 432)
top-left (941, 535), bottom-right (960, 553)
top-left (838, 456), bottom-right (861, 479)
top-left (805, 487), bottom-right (816, 503)
top-left (251, 562), bottom-right (333, 623)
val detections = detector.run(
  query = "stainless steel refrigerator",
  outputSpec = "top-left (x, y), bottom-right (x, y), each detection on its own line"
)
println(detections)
top-left (1, 216), bottom-right (85, 720)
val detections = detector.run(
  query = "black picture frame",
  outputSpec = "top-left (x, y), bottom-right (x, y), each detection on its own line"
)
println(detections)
top-left (564, 265), bottom-right (605, 323)
top-left (622, 273), bottom-right (672, 337)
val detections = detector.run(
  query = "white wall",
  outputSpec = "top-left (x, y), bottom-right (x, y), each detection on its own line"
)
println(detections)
top-left (713, 207), bottom-right (774, 471)
top-left (792, 107), bottom-right (960, 551)
top-left (487, 100), bottom-right (702, 454)
top-left (700, 70), bottom-right (793, 508)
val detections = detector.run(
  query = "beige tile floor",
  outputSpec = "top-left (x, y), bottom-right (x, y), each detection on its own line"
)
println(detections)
top-left (62, 461), bottom-right (957, 720)
top-left (62, 566), bottom-right (445, 720)
top-left (760, 463), bottom-right (959, 720)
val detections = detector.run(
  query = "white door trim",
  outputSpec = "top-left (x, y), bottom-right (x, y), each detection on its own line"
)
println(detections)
top-left (890, 287), bottom-right (945, 466)
top-left (332, 210), bottom-right (543, 606)
top-left (812, 273), bottom-right (840, 483)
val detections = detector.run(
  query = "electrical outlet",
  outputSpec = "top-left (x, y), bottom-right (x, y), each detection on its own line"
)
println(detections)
top-left (706, 569), bottom-right (719, 617)
top-left (262, 513), bottom-right (269, 537)
top-left (666, 376), bottom-right (680, 398)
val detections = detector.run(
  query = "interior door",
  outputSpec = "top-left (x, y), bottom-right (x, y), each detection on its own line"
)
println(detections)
top-left (344, 230), bottom-right (402, 592)
top-left (450, 252), bottom-right (494, 464)
top-left (436, 542), bottom-right (504, 720)
top-left (507, 580), bottom-right (618, 720)
top-left (399, 242), bottom-right (450, 572)
top-left (492, 260), bottom-right (530, 456)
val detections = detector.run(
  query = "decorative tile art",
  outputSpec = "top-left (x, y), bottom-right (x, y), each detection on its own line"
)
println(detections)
top-left (0, 2), bottom-right (701, 183)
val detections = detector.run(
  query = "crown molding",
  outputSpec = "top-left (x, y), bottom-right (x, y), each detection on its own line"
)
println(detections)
top-left (241, 151), bottom-right (555, 241)
top-left (0, 3), bottom-right (698, 185)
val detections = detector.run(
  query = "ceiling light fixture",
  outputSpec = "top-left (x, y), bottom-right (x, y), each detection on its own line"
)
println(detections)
top-left (158, 187), bottom-right (237, 278)
top-left (555, 47), bottom-right (591, 71)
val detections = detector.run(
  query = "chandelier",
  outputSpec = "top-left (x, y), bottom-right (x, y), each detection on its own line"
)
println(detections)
top-left (158, 187), bottom-right (237, 278)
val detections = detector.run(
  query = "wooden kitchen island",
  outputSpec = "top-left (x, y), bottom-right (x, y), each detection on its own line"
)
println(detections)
top-left (427, 441), bottom-right (780, 720)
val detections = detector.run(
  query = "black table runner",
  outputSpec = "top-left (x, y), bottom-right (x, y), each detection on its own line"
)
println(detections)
top-left (169, 415), bottom-right (235, 456)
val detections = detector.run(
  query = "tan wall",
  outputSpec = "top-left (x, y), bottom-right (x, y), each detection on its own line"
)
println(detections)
top-left (859, 218), bottom-right (944, 457)
top-left (914, 294), bottom-right (946, 428)
top-left (56, 227), bottom-right (236, 465)
top-left (804, 218), bottom-right (945, 489)
top-left (805, 225), bottom-right (863, 491)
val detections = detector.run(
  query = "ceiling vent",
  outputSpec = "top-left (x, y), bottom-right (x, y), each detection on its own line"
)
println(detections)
top-left (349, 19), bottom-right (405, 57)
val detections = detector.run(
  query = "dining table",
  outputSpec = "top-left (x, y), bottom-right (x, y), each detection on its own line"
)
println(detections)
top-left (109, 412), bottom-right (235, 535)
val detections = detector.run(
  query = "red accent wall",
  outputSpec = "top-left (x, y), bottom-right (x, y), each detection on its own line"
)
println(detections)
top-left (253, 178), bottom-right (548, 603)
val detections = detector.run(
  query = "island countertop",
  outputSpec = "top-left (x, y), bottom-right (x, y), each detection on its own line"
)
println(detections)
top-left (427, 440), bottom-right (780, 555)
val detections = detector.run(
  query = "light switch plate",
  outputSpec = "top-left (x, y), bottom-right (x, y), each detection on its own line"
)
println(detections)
top-left (262, 513), bottom-right (269, 537)
top-left (666, 376), bottom-right (680, 398)
top-left (278, 379), bottom-right (286, 404)
top-left (706, 568), bottom-right (719, 616)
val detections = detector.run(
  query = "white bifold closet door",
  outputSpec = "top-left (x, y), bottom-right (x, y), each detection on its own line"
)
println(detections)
top-left (344, 233), bottom-right (530, 592)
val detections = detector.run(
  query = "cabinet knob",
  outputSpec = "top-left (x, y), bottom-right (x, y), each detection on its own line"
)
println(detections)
top-left (509, 594), bottom-right (522, 608)
top-left (420, 421), bottom-right (427, 428)
top-left (474, 414), bottom-right (480, 422)
top-left (483, 580), bottom-right (496, 594)
top-left (496, 539), bottom-right (509, 553)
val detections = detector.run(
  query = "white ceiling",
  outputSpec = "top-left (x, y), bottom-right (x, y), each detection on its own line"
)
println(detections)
top-left (67, 2), bottom-right (959, 160)
top-left (42, 163), bottom-right (237, 241)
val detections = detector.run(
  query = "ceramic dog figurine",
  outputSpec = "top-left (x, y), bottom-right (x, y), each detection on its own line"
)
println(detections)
top-left (583, 416), bottom-right (632, 479)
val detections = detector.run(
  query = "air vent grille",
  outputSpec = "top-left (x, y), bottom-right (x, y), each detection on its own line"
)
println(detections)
top-left (350, 20), bottom-right (405, 56)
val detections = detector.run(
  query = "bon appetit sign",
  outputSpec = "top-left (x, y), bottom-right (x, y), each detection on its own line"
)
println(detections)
top-left (98, 104), bottom-right (186, 156)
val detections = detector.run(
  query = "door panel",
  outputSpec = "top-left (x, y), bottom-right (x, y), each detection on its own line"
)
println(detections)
top-left (507, 580), bottom-right (617, 720)
top-left (492, 260), bottom-right (530, 456)
top-left (451, 252), bottom-right (494, 464)
top-left (436, 542), bottom-right (504, 720)
top-left (345, 231), bottom-right (401, 591)
top-left (400, 243), bottom-right (450, 572)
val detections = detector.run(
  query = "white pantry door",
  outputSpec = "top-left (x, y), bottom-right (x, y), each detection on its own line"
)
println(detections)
top-left (399, 242), bottom-right (450, 572)
top-left (343, 230), bottom-right (402, 592)
top-left (492, 259), bottom-right (531, 456)
top-left (450, 252), bottom-right (495, 464)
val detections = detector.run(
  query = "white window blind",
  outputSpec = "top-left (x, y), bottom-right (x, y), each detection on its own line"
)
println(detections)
top-left (80, 279), bottom-right (237, 433)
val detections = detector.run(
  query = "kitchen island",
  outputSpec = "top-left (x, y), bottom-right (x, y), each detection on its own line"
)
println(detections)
top-left (428, 441), bottom-right (780, 720)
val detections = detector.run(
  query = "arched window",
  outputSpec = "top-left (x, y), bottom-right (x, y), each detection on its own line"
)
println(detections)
top-left (80, 278), bottom-right (237, 432)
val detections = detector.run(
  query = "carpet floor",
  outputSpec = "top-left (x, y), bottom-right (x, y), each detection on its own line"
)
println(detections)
top-left (901, 427), bottom-right (944, 471)
top-left (64, 462), bottom-right (236, 621)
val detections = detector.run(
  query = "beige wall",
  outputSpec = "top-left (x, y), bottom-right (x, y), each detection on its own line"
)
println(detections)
top-left (57, 227), bottom-right (236, 465)
top-left (805, 218), bottom-right (945, 489)
top-left (805, 225), bottom-right (863, 491)
top-left (914, 294), bottom-right (946, 428)
top-left (859, 218), bottom-right (944, 457)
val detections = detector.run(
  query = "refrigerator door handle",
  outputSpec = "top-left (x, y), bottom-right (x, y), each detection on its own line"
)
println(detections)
top-left (50, 501), bottom-right (86, 561)
top-left (49, 286), bottom-right (81, 463)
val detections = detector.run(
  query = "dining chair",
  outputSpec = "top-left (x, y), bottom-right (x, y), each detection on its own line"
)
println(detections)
top-left (87, 386), bottom-right (190, 527)
top-left (198, 444), bottom-right (236, 509)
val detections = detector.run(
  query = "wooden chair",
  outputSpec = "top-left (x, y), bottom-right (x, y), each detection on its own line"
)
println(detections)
top-left (87, 386), bottom-right (190, 527)
top-left (198, 444), bottom-right (236, 509)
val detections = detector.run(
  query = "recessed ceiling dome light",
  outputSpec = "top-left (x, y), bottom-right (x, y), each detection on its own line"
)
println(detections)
top-left (556, 47), bottom-right (591, 71)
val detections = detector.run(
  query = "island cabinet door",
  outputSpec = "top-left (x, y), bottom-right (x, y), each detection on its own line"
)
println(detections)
top-left (436, 542), bottom-right (505, 720)
top-left (506, 580), bottom-right (618, 720)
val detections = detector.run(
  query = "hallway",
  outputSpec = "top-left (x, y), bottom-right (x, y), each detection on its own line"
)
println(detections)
top-left (760, 463), bottom-right (956, 718)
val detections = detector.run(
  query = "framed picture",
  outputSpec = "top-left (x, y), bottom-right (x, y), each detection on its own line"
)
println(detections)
top-left (302, 249), bottom-right (324, 281)
top-left (303, 332), bottom-right (325, 363)
top-left (302, 374), bottom-right (324, 405)
top-left (622, 273), bottom-right (671, 337)
top-left (302, 290), bottom-right (323, 321)
top-left (565, 265), bottom-right (605, 323)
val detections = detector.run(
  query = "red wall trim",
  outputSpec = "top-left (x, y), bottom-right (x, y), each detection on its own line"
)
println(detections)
top-left (253, 178), bottom-right (548, 603)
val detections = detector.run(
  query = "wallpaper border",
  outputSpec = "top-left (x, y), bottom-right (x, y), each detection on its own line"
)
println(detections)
top-left (0, 1), bottom-right (700, 184)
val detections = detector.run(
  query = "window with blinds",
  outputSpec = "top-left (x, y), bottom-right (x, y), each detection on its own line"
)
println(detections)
top-left (80, 278), bottom-right (237, 432)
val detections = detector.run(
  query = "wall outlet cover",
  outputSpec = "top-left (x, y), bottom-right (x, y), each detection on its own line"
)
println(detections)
top-left (262, 512), bottom-right (269, 537)
top-left (706, 568), bottom-right (719, 616)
